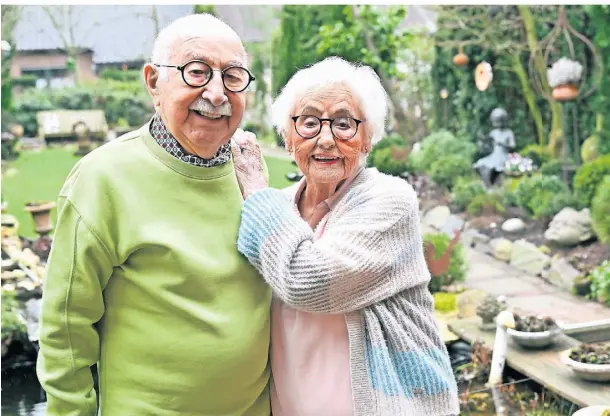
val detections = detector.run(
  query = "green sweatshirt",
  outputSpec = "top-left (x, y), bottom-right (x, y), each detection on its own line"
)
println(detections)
top-left (36, 123), bottom-right (272, 416)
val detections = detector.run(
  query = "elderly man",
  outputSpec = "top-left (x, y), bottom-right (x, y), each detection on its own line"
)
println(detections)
top-left (36, 13), bottom-right (271, 416)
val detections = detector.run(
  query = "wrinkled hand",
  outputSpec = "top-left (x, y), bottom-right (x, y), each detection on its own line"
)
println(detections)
top-left (231, 129), bottom-right (268, 199)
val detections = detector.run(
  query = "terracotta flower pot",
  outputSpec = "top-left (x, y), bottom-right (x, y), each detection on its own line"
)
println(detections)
top-left (25, 201), bottom-right (56, 234)
top-left (552, 83), bottom-right (579, 101)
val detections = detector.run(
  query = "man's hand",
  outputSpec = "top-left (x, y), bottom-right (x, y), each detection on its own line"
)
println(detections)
top-left (231, 129), bottom-right (268, 199)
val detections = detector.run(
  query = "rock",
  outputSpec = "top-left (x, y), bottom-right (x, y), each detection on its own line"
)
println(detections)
top-left (440, 214), bottom-right (465, 238)
top-left (456, 289), bottom-right (488, 319)
top-left (510, 239), bottom-right (551, 276)
top-left (502, 218), bottom-right (526, 233)
top-left (545, 256), bottom-right (581, 290)
top-left (461, 229), bottom-right (490, 248)
top-left (544, 208), bottom-right (595, 247)
top-left (23, 298), bottom-right (41, 342)
top-left (422, 205), bottom-right (451, 230)
top-left (490, 238), bottom-right (512, 262)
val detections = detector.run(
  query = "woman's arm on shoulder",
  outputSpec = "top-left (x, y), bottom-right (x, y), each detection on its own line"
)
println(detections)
top-left (238, 177), bottom-right (431, 313)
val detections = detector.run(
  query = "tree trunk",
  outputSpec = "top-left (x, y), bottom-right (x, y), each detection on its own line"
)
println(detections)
top-left (518, 5), bottom-right (563, 155)
top-left (511, 53), bottom-right (545, 146)
top-left (351, 6), bottom-right (413, 143)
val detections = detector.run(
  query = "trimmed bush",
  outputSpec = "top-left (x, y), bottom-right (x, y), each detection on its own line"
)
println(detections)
top-left (423, 232), bottom-right (468, 293)
top-left (369, 134), bottom-right (410, 176)
top-left (429, 154), bottom-right (473, 190)
top-left (13, 79), bottom-right (153, 136)
top-left (540, 159), bottom-right (563, 176)
top-left (467, 192), bottom-right (505, 216)
top-left (514, 174), bottom-right (578, 219)
top-left (452, 177), bottom-right (487, 211)
top-left (592, 175), bottom-right (610, 244)
top-left (573, 154), bottom-right (610, 207)
top-left (520, 144), bottom-right (553, 168)
top-left (589, 260), bottom-right (610, 306)
top-left (407, 130), bottom-right (476, 174)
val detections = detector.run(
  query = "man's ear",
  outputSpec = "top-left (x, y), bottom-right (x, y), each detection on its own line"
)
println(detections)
top-left (144, 64), bottom-right (161, 108)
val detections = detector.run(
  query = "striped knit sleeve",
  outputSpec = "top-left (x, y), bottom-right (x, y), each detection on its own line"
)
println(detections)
top-left (237, 183), bottom-right (431, 314)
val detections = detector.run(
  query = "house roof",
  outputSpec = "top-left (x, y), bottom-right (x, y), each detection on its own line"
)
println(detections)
top-left (14, 5), bottom-right (279, 64)
top-left (13, 5), bottom-right (433, 65)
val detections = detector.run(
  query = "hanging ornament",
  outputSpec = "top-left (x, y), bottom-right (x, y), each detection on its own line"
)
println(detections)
top-left (452, 45), bottom-right (469, 67)
top-left (475, 61), bottom-right (493, 91)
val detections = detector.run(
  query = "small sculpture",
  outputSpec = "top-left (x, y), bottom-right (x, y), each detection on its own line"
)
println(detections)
top-left (473, 108), bottom-right (516, 187)
top-left (476, 294), bottom-right (507, 331)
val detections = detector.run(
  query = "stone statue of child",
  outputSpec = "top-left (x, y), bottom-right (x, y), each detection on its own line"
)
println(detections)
top-left (473, 108), bottom-right (516, 187)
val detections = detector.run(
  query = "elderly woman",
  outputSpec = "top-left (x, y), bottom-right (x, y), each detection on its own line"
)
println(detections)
top-left (231, 57), bottom-right (459, 416)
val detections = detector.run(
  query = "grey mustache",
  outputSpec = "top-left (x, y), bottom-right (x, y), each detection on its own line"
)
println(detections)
top-left (189, 99), bottom-right (232, 116)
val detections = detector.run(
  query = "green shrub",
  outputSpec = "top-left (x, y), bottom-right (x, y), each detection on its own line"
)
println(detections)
top-left (540, 159), bottom-right (563, 176)
top-left (1, 292), bottom-right (27, 344)
top-left (423, 232), bottom-right (468, 293)
top-left (429, 154), bottom-right (473, 190)
top-left (573, 154), bottom-right (610, 207)
top-left (592, 175), bottom-right (610, 244)
top-left (99, 68), bottom-right (142, 83)
top-left (369, 134), bottom-right (410, 176)
top-left (452, 177), bottom-right (487, 211)
top-left (589, 260), bottom-right (610, 306)
top-left (514, 174), bottom-right (578, 219)
top-left (13, 79), bottom-right (153, 136)
top-left (520, 144), bottom-right (553, 168)
top-left (433, 292), bottom-right (457, 313)
top-left (407, 130), bottom-right (476, 174)
top-left (467, 192), bottom-right (505, 216)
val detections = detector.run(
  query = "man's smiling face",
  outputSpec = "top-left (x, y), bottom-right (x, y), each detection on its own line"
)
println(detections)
top-left (146, 34), bottom-right (248, 158)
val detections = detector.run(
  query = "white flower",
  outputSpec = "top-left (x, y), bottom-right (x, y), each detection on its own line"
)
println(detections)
top-left (547, 57), bottom-right (583, 88)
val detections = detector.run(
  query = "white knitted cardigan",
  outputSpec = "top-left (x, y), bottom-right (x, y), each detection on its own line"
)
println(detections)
top-left (238, 168), bottom-right (460, 416)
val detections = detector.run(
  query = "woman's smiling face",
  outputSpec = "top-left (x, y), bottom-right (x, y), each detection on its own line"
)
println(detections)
top-left (285, 85), bottom-right (371, 187)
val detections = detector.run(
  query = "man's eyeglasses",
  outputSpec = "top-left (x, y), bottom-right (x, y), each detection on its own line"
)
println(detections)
top-left (154, 60), bottom-right (255, 93)
top-left (291, 115), bottom-right (363, 141)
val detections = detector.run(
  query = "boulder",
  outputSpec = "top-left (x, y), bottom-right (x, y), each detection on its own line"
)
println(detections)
top-left (510, 239), bottom-right (551, 276)
top-left (501, 218), bottom-right (526, 233)
top-left (544, 208), bottom-right (595, 247)
top-left (456, 289), bottom-right (488, 319)
top-left (490, 238), bottom-right (512, 262)
top-left (440, 214), bottom-right (465, 238)
top-left (544, 256), bottom-right (581, 290)
top-left (422, 205), bottom-right (451, 230)
top-left (461, 229), bottom-right (491, 248)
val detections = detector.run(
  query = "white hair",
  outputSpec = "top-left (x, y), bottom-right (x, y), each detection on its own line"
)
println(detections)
top-left (151, 13), bottom-right (246, 79)
top-left (271, 57), bottom-right (389, 146)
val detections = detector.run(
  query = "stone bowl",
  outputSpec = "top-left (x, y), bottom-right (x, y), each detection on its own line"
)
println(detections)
top-left (560, 349), bottom-right (610, 383)
top-left (507, 326), bottom-right (563, 349)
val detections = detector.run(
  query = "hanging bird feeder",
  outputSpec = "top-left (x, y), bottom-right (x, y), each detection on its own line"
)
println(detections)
top-left (452, 45), bottom-right (469, 67)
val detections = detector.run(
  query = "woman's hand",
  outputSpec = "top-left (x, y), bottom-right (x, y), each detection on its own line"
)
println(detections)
top-left (231, 129), bottom-right (268, 199)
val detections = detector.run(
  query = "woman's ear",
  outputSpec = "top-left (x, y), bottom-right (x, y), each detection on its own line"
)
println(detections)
top-left (143, 64), bottom-right (161, 108)
top-left (283, 132), bottom-right (293, 152)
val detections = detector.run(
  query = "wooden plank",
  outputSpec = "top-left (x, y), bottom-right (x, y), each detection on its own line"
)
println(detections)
top-left (448, 317), bottom-right (610, 407)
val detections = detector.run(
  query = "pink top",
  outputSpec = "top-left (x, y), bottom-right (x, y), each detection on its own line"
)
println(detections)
top-left (270, 168), bottom-right (363, 416)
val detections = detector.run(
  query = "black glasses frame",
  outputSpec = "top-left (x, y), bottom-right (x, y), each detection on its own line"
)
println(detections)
top-left (154, 59), bottom-right (255, 92)
top-left (291, 115), bottom-right (363, 140)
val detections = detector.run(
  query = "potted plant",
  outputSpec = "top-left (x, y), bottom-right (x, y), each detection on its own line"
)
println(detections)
top-left (476, 294), bottom-right (506, 331)
top-left (507, 313), bottom-right (562, 349)
top-left (547, 57), bottom-right (583, 101)
top-left (562, 343), bottom-right (610, 382)
top-left (24, 200), bottom-right (56, 235)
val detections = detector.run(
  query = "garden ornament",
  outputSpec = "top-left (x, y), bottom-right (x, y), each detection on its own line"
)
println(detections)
top-left (474, 61), bottom-right (493, 91)
top-left (473, 108), bottom-right (516, 187)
